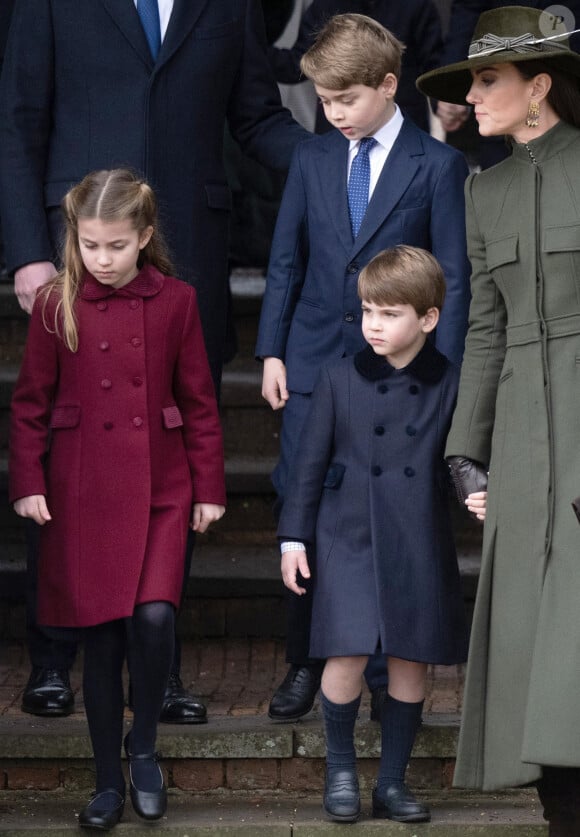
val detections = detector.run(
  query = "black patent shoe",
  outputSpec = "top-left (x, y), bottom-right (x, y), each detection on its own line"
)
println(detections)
top-left (268, 663), bottom-right (323, 721)
top-left (79, 789), bottom-right (125, 831)
top-left (372, 783), bottom-right (430, 822)
top-left (323, 769), bottom-right (360, 822)
top-left (158, 673), bottom-right (207, 725)
top-left (124, 733), bottom-right (167, 820)
top-left (21, 667), bottom-right (74, 716)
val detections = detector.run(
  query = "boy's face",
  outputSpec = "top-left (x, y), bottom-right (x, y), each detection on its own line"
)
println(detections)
top-left (361, 300), bottom-right (439, 369)
top-left (314, 75), bottom-right (397, 141)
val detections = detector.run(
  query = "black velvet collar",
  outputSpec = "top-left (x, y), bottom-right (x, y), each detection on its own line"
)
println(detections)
top-left (354, 339), bottom-right (448, 383)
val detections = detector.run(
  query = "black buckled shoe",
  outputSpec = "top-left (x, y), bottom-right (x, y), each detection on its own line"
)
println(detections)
top-left (323, 769), bottom-right (360, 822)
top-left (124, 733), bottom-right (167, 820)
top-left (268, 663), bottom-right (323, 721)
top-left (21, 667), bottom-right (74, 716)
top-left (79, 789), bottom-right (125, 831)
top-left (158, 673), bottom-right (207, 725)
top-left (372, 783), bottom-right (431, 822)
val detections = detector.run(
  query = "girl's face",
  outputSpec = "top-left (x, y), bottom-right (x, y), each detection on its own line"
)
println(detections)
top-left (78, 218), bottom-right (153, 289)
top-left (466, 63), bottom-right (539, 141)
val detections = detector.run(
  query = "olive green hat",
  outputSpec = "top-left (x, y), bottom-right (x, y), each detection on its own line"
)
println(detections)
top-left (416, 5), bottom-right (580, 104)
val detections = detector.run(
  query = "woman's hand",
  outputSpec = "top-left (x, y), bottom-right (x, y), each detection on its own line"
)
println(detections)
top-left (466, 490), bottom-right (487, 521)
top-left (262, 357), bottom-right (289, 410)
top-left (190, 503), bottom-right (225, 533)
top-left (281, 549), bottom-right (310, 595)
top-left (13, 495), bottom-right (52, 525)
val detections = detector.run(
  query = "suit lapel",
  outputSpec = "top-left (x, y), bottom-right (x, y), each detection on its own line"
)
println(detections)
top-left (156, 0), bottom-right (210, 68)
top-left (351, 120), bottom-right (424, 257)
top-left (315, 134), bottom-right (353, 257)
top-left (99, 0), bottom-right (154, 69)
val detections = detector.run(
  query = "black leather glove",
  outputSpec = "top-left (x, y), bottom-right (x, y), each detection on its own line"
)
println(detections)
top-left (446, 456), bottom-right (488, 517)
top-left (572, 497), bottom-right (580, 525)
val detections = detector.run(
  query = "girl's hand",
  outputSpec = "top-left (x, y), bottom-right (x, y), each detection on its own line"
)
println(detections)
top-left (281, 549), bottom-right (310, 595)
top-left (190, 503), bottom-right (225, 533)
top-left (262, 357), bottom-right (289, 410)
top-left (13, 495), bottom-right (52, 525)
top-left (466, 491), bottom-right (487, 522)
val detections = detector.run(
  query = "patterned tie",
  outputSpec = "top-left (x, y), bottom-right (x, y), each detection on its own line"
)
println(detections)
top-left (137, 0), bottom-right (161, 61)
top-left (347, 137), bottom-right (377, 238)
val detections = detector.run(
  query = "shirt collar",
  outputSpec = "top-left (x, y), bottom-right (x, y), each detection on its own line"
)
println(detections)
top-left (80, 264), bottom-right (166, 300)
top-left (354, 339), bottom-right (449, 383)
top-left (348, 104), bottom-right (404, 154)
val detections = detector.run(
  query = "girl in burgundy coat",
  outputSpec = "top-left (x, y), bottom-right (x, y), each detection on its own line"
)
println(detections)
top-left (9, 169), bottom-right (226, 831)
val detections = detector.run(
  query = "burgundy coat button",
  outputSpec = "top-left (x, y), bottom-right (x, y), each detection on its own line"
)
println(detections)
top-left (99, 341), bottom-right (110, 351)
top-left (133, 377), bottom-right (143, 387)
top-left (96, 301), bottom-right (107, 311)
top-left (104, 421), bottom-right (114, 430)
top-left (101, 379), bottom-right (112, 389)
top-left (131, 338), bottom-right (142, 348)
top-left (129, 299), bottom-right (139, 309)
top-left (133, 417), bottom-right (143, 427)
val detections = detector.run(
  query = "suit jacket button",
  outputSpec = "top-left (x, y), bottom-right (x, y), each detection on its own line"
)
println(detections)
top-left (404, 466), bottom-right (415, 477)
top-left (372, 465), bottom-right (382, 476)
top-left (406, 425), bottom-right (417, 436)
top-left (347, 263), bottom-right (359, 274)
top-left (374, 425), bottom-right (385, 435)
top-left (344, 312), bottom-right (355, 322)
top-left (133, 417), bottom-right (143, 427)
top-left (101, 379), bottom-right (112, 389)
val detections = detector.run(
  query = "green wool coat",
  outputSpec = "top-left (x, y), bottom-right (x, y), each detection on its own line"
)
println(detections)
top-left (446, 121), bottom-right (580, 791)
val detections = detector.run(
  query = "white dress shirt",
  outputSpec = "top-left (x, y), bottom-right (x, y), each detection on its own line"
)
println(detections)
top-left (134, 0), bottom-right (174, 40)
top-left (347, 105), bottom-right (404, 198)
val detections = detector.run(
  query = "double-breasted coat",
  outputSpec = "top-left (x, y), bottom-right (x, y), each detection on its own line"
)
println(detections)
top-left (278, 342), bottom-right (468, 664)
top-left (446, 122), bottom-right (580, 790)
top-left (9, 266), bottom-right (226, 628)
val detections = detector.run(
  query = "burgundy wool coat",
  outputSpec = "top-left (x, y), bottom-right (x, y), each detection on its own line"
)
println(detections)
top-left (9, 265), bottom-right (226, 628)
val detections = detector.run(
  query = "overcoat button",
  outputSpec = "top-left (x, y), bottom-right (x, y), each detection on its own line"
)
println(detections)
top-left (409, 384), bottom-right (419, 394)
top-left (372, 465), bottom-right (382, 476)
top-left (344, 312), bottom-right (355, 322)
top-left (131, 337), bottom-right (142, 348)
top-left (346, 263), bottom-right (359, 274)
top-left (104, 421), bottom-right (114, 430)
top-left (378, 384), bottom-right (388, 394)
top-left (96, 302), bottom-right (107, 311)
top-left (101, 379), bottom-right (112, 389)
top-left (133, 417), bottom-right (143, 427)
top-left (129, 299), bottom-right (139, 309)
top-left (99, 341), bottom-right (110, 351)
top-left (406, 425), bottom-right (417, 436)
top-left (133, 377), bottom-right (143, 387)
top-left (374, 425), bottom-right (385, 435)
top-left (404, 466), bottom-right (415, 477)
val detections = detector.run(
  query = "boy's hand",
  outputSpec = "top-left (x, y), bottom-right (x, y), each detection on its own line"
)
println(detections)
top-left (13, 494), bottom-right (52, 525)
top-left (191, 503), bottom-right (225, 533)
top-left (466, 491), bottom-right (487, 522)
top-left (262, 357), bottom-right (289, 410)
top-left (281, 549), bottom-right (310, 595)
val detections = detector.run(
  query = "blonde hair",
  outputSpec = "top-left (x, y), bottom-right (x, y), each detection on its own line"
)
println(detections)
top-left (43, 169), bottom-right (173, 352)
top-left (300, 13), bottom-right (404, 89)
top-left (358, 246), bottom-right (446, 315)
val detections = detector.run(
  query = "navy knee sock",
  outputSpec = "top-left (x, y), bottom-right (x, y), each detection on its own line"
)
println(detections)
top-left (376, 694), bottom-right (423, 795)
top-left (320, 691), bottom-right (361, 780)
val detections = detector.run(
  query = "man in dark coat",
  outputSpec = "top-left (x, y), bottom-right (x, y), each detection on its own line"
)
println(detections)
top-left (0, 0), bottom-right (307, 720)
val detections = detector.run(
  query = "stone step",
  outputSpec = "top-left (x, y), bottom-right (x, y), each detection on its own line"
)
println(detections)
top-left (0, 790), bottom-right (546, 835)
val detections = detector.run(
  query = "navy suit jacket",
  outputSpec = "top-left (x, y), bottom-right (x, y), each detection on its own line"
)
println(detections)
top-left (0, 0), bottom-right (307, 383)
top-left (256, 118), bottom-right (471, 392)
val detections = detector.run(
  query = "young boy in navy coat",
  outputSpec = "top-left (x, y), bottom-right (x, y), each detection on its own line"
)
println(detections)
top-left (256, 13), bottom-right (471, 720)
top-left (278, 246), bottom-right (470, 823)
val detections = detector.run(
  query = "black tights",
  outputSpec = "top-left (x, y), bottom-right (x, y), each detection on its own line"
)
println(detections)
top-left (83, 602), bottom-right (175, 793)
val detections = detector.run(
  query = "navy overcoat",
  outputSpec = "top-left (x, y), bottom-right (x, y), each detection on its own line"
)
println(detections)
top-left (278, 342), bottom-right (468, 664)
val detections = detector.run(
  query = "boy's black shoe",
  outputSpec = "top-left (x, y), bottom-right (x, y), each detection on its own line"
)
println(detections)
top-left (268, 663), bottom-right (323, 720)
top-left (372, 784), bottom-right (430, 822)
top-left (79, 789), bottom-right (125, 830)
top-left (21, 667), bottom-right (74, 716)
top-left (159, 674), bottom-right (207, 724)
top-left (323, 769), bottom-right (360, 822)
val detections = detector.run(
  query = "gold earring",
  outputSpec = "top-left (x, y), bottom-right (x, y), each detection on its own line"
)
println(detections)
top-left (526, 101), bottom-right (540, 128)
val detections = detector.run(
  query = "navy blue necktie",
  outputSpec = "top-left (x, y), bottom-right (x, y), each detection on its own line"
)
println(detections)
top-left (137, 0), bottom-right (161, 61)
top-left (347, 137), bottom-right (377, 238)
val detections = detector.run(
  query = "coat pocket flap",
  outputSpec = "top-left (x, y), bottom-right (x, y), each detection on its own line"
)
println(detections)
top-left (323, 462), bottom-right (345, 490)
top-left (543, 224), bottom-right (580, 253)
top-left (205, 183), bottom-right (232, 211)
top-left (50, 405), bottom-right (80, 429)
top-left (486, 234), bottom-right (518, 270)
top-left (162, 406), bottom-right (184, 429)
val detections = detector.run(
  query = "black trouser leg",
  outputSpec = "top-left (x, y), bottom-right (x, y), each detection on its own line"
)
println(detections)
top-left (537, 767), bottom-right (580, 836)
top-left (169, 530), bottom-right (195, 678)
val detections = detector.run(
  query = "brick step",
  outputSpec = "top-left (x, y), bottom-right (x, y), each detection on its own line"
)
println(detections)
top-left (0, 789), bottom-right (545, 835)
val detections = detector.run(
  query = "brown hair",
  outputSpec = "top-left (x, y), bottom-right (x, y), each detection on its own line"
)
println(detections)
top-left (300, 13), bottom-right (404, 89)
top-left (43, 169), bottom-right (173, 352)
top-left (515, 61), bottom-right (580, 129)
top-left (358, 245), bottom-right (446, 315)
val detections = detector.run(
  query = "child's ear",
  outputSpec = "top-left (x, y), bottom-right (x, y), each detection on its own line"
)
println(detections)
top-left (421, 307), bottom-right (440, 334)
top-left (380, 73), bottom-right (398, 99)
top-left (139, 225), bottom-right (154, 249)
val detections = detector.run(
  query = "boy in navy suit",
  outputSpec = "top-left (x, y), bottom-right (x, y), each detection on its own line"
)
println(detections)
top-left (256, 13), bottom-right (471, 720)
top-left (278, 246), bottom-right (473, 823)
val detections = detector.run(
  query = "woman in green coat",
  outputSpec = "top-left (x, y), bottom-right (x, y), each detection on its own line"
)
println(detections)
top-left (417, 6), bottom-right (580, 835)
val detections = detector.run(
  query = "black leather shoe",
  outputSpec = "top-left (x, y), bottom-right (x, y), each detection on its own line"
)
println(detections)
top-left (268, 663), bottom-right (323, 721)
top-left (21, 667), bottom-right (74, 716)
top-left (79, 789), bottom-right (125, 830)
top-left (370, 685), bottom-right (388, 722)
top-left (124, 733), bottom-right (167, 820)
top-left (372, 783), bottom-right (430, 822)
top-left (323, 769), bottom-right (360, 822)
top-left (158, 673), bottom-right (207, 725)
